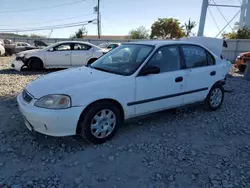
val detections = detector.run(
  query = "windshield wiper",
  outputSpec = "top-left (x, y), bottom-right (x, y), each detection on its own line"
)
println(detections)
top-left (90, 66), bottom-right (114, 74)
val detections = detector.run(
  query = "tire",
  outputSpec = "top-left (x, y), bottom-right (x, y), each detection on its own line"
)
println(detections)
top-left (28, 57), bottom-right (43, 70)
top-left (204, 83), bottom-right (224, 111)
top-left (5, 49), bottom-right (13, 56)
top-left (238, 64), bottom-right (246, 72)
top-left (87, 58), bottom-right (97, 65)
top-left (78, 101), bottom-right (122, 144)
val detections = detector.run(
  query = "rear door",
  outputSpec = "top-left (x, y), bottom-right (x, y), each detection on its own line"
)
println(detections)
top-left (71, 43), bottom-right (93, 66)
top-left (181, 45), bottom-right (220, 105)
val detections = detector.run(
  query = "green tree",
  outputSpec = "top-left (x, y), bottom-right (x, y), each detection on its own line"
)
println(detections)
top-left (30, 33), bottom-right (46, 38)
top-left (150, 18), bottom-right (185, 39)
top-left (184, 18), bottom-right (196, 36)
top-left (71, 26), bottom-right (88, 39)
top-left (222, 26), bottom-right (250, 39)
top-left (128, 26), bottom-right (149, 39)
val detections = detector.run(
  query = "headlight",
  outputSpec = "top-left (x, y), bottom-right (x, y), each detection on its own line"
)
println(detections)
top-left (34, 95), bottom-right (71, 109)
top-left (16, 53), bottom-right (27, 60)
top-left (17, 53), bottom-right (26, 57)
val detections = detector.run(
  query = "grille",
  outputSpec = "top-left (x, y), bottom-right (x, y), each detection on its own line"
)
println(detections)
top-left (22, 90), bottom-right (33, 103)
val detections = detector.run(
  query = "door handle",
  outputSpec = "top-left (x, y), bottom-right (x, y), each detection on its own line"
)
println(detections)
top-left (65, 53), bottom-right (70, 56)
top-left (210, 71), bottom-right (216, 76)
top-left (175, 77), bottom-right (183, 82)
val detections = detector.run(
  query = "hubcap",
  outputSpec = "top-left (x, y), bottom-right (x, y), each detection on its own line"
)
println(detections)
top-left (90, 109), bottom-right (116, 139)
top-left (210, 88), bottom-right (222, 108)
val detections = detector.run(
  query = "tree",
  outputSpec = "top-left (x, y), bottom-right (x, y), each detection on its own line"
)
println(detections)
top-left (222, 26), bottom-right (250, 39)
top-left (128, 26), bottom-right (149, 39)
top-left (150, 18), bottom-right (185, 39)
top-left (30, 34), bottom-right (46, 38)
top-left (70, 26), bottom-right (88, 39)
top-left (184, 18), bottom-right (196, 36)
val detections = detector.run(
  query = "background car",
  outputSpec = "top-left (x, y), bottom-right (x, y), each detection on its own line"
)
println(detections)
top-left (15, 42), bottom-right (39, 53)
top-left (234, 52), bottom-right (250, 72)
top-left (0, 41), bottom-right (5, 56)
top-left (11, 41), bottom-right (105, 71)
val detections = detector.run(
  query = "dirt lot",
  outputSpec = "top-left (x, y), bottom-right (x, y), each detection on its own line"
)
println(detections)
top-left (1, 56), bottom-right (250, 188)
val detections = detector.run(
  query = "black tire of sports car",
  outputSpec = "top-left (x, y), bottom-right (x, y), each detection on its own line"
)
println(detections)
top-left (78, 101), bottom-right (122, 144)
top-left (28, 58), bottom-right (43, 70)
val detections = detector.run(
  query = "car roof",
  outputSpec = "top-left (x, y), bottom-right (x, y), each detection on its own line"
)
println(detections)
top-left (125, 40), bottom-right (203, 47)
top-left (55, 41), bottom-right (93, 45)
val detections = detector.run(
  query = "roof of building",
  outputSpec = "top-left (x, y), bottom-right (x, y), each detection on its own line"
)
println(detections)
top-left (85, 35), bottom-right (128, 40)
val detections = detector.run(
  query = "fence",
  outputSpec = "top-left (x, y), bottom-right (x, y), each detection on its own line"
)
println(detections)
top-left (222, 39), bottom-right (250, 62)
top-left (5, 37), bottom-right (137, 46)
top-left (5, 37), bottom-right (250, 62)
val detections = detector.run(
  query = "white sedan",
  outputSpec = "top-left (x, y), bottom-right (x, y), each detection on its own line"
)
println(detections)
top-left (11, 41), bottom-right (105, 71)
top-left (17, 37), bottom-right (231, 144)
top-left (0, 41), bottom-right (5, 56)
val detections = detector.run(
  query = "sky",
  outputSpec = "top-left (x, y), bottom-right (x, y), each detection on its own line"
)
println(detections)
top-left (0, 0), bottom-right (242, 38)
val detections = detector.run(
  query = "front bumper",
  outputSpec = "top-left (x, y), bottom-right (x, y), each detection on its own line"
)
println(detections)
top-left (11, 59), bottom-right (24, 71)
top-left (17, 93), bottom-right (85, 137)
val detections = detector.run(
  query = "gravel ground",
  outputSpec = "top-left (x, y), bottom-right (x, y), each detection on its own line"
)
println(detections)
top-left (1, 56), bottom-right (250, 188)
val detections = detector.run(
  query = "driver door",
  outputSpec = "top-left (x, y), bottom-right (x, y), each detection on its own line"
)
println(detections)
top-left (133, 45), bottom-right (185, 115)
top-left (45, 43), bottom-right (72, 67)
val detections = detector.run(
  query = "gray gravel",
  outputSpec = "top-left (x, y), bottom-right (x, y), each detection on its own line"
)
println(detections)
top-left (1, 56), bottom-right (250, 188)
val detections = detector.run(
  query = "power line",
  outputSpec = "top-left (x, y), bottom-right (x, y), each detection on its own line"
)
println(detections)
top-left (0, 0), bottom-right (86, 14)
top-left (0, 13), bottom-right (95, 27)
top-left (215, 9), bottom-right (241, 37)
top-left (208, 7), bottom-right (221, 32)
top-left (0, 19), bottom-right (96, 32)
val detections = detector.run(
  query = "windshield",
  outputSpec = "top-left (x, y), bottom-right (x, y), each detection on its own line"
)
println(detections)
top-left (90, 44), bottom-right (154, 76)
top-left (43, 43), bottom-right (57, 50)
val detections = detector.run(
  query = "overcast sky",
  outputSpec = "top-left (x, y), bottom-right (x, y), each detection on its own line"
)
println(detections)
top-left (0, 0), bottom-right (242, 38)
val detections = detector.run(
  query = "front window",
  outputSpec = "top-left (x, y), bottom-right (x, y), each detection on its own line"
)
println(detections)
top-left (73, 43), bottom-right (91, 50)
top-left (90, 44), bottom-right (154, 76)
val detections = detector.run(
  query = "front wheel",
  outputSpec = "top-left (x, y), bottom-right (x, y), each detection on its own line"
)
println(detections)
top-left (78, 101), bottom-right (122, 144)
top-left (28, 57), bottom-right (43, 70)
top-left (204, 84), bottom-right (224, 111)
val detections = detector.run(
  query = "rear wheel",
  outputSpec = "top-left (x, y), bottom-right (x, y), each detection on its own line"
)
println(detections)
top-left (204, 84), bottom-right (224, 111)
top-left (78, 101), bottom-right (122, 144)
top-left (28, 57), bottom-right (43, 70)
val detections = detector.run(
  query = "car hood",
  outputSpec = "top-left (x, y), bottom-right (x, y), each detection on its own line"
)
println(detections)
top-left (18, 49), bottom-right (42, 54)
top-left (25, 66), bottom-right (121, 98)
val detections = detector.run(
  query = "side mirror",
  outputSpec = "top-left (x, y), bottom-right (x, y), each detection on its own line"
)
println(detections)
top-left (138, 65), bottom-right (160, 76)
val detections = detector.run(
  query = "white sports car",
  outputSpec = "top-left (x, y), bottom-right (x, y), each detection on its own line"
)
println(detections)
top-left (11, 41), bottom-right (105, 71)
top-left (0, 41), bottom-right (5, 56)
top-left (17, 37), bottom-right (231, 144)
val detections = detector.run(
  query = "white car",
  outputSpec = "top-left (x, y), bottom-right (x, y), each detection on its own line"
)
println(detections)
top-left (0, 41), bottom-right (5, 56)
top-left (11, 41), bottom-right (105, 71)
top-left (17, 37), bottom-right (231, 144)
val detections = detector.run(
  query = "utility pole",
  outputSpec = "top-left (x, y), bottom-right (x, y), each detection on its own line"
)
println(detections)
top-left (97, 0), bottom-right (100, 38)
top-left (198, 0), bottom-right (208, 36)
